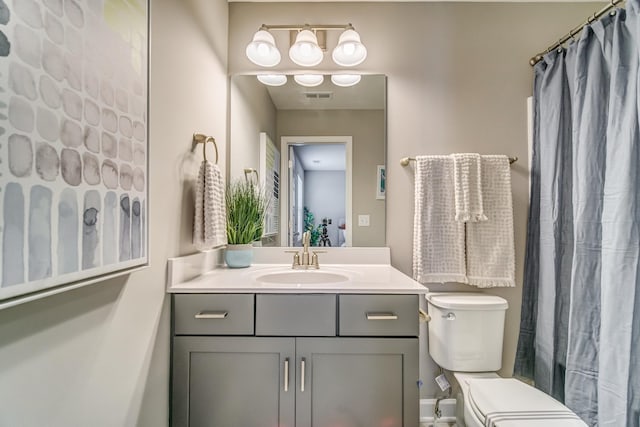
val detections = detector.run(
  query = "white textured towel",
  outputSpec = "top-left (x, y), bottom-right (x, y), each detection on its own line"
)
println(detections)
top-left (413, 155), bottom-right (468, 284)
top-left (469, 378), bottom-right (587, 427)
top-left (452, 153), bottom-right (487, 222)
top-left (466, 155), bottom-right (516, 288)
top-left (193, 160), bottom-right (227, 250)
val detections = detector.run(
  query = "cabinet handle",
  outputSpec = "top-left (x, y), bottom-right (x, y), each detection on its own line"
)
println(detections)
top-left (284, 358), bottom-right (289, 392)
top-left (194, 311), bottom-right (228, 319)
top-left (300, 358), bottom-right (306, 392)
top-left (366, 312), bottom-right (398, 320)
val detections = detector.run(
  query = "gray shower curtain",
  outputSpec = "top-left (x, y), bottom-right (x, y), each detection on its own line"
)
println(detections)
top-left (516, 2), bottom-right (640, 426)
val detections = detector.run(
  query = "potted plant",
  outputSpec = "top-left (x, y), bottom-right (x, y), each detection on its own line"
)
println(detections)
top-left (224, 179), bottom-right (269, 268)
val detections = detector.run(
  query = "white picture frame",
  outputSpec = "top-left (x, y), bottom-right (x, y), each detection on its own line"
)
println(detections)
top-left (376, 165), bottom-right (386, 200)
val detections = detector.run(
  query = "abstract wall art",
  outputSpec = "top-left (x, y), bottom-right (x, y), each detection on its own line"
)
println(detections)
top-left (0, 0), bottom-right (148, 306)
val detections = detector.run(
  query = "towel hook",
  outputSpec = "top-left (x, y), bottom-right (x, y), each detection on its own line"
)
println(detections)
top-left (244, 168), bottom-right (259, 183)
top-left (204, 136), bottom-right (219, 164)
top-left (192, 133), bottom-right (218, 164)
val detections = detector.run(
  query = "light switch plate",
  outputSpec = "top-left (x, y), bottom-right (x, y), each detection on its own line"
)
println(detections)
top-left (358, 215), bottom-right (370, 227)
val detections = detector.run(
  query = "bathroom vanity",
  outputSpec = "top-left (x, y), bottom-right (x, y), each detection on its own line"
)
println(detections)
top-left (168, 248), bottom-right (427, 427)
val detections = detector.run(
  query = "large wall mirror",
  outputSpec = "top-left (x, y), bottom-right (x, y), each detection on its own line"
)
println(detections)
top-left (229, 74), bottom-right (386, 247)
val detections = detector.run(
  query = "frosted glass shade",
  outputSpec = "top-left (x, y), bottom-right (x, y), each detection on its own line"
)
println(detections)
top-left (246, 30), bottom-right (281, 67)
top-left (294, 74), bottom-right (324, 87)
top-left (331, 74), bottom-right (361, 87)
top-left (257, 74), bottom-right (288, 86)
top-left (289, 30), bottom-right (323, 67)
top-left (332, 29), bottom-right (367, 67)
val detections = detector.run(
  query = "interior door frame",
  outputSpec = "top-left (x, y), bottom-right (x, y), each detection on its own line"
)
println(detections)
top-left (280, 136), bottom-right (353, 247)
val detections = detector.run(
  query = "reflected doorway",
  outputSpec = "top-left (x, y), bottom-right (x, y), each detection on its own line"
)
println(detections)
top-left (281, 136), bottom-right (353, 247)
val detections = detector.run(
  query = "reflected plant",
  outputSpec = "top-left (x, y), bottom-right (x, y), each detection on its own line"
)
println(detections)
top-left (303, 206), bottom-right (322, 246)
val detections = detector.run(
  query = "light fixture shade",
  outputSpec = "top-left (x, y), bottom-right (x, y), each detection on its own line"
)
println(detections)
top-left (332, 29), bottom-right (367, 67)
top-left (294, 74), bottom-right (324, 87)
top-left (289, 29), bottom-right (323, 67)
top-left (331, 74), bottom-right (361, 87)
top-left (246, 29), bottom-right (281, 67)
top-left (257, 74), bottom-right (288, 86)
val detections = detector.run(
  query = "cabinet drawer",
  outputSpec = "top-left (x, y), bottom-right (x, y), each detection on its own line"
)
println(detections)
top-left (338, 294), bottom-right (419, 337)
top-left (174, 294), bottom-right (254, 335)
top-left (255, 294), bottom-right (336, 336)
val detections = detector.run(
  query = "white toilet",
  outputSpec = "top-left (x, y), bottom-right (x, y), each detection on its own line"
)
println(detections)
top-left (426, 293), bottom-right (587, 427)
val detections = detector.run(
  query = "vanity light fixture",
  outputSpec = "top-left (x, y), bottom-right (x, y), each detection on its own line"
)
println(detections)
top-left (246, 23), bottom-right (367, 68)
top-left (289, 26), bottom-right (324, 67)
top-left (294, 74), bottom-right (324, 87)
top-left (246, 26), bottom-right (281, 67)
top-left (332, 26), bottom-right (367, 67)
top-left (330, 74), bottom-right (362, 87)
top-left (257, 74), bottom-right (288, 86)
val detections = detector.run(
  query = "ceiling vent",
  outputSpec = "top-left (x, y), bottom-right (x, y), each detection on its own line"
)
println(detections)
top-left (304, 91), bottom-right (333, 100)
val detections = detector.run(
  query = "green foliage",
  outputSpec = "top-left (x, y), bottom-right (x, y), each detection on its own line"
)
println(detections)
top-left (226, 180), bottom-right (269, 244)
top-left (303, 206), bottom-right (322, 247)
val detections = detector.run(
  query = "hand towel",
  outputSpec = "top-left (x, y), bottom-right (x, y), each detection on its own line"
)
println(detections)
top-left (193, 160), bottom-right (227, 250)
top-left (466, 155), bottom-right (516, 287)
top-left (452, 153), bottom-right (487, 222)
top-left (413, 155), bottom-right (468, 284)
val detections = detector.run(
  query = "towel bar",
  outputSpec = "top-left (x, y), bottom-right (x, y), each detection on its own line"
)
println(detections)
top-left (400, 155), bottom-right (518, 167)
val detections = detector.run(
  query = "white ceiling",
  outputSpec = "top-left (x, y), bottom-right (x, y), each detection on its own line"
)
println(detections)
top-left (293, 144), bottom-right (346, 171)
top-left (265, 74), bottom-right (385, 110)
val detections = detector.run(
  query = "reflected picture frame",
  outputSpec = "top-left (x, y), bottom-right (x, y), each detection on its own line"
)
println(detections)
top-left (376, 165), bottom-right (386, 200)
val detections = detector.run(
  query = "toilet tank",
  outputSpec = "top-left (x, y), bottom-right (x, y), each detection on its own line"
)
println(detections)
top-left (426, 293), bottom-right (508, 372)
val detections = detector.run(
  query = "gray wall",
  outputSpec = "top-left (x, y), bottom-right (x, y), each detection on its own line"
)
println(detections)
top-left (304, 170), bottom-right (346, 246)
top-left (0, 0), bottom-right (229, 425)
top-left (229, 76), bottom-right (277, 181)
top-left (229, 1), bottom-right (599, 394)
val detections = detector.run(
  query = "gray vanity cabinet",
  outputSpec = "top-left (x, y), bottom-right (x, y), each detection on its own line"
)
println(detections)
top-left (172, 336), bottom-right (295, 427)
top-left (171, 293), bottom-right (419, 427)
top-left (295, 337), bottom-right (418, 427)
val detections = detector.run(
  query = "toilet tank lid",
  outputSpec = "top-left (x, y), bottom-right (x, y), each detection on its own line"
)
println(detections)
top-left (426, 293), bottom-right (508, 310)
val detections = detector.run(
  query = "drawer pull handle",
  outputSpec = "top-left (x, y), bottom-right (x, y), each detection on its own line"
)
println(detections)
top-left (284, 358), bottom-right (290, 392)
top-left (300, 358), bottom-right (306, 392)
top-left (366, 312), bottom-right (398, 320)
top-left (194, 311), bottom-right (228, 319)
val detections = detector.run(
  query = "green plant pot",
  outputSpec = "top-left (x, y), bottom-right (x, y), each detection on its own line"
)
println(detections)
top-left (224, 244), bottom-right (253, 268)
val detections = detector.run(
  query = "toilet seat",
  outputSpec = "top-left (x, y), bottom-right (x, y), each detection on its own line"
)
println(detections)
top-left (465, 378), bottom-right (587, 426)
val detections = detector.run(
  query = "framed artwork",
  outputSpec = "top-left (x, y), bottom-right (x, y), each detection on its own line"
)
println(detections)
top-left (0, 0), bottom-right (149, 306)
top-left (376, 165), bottom-right (386, 200)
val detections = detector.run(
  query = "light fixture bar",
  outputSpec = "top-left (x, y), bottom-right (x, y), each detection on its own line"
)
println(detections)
top-left (260, 24), bottom-right (353, 32)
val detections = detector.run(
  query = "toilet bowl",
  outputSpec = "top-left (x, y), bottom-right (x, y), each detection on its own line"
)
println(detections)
top-left (426, 293), bottom-right (587, 427)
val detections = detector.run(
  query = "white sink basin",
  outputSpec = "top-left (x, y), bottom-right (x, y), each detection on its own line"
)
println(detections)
top-left (256, 270), bottom-right (350, 285)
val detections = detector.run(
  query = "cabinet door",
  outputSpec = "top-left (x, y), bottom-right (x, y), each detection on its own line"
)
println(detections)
top-left (295, 338), bottom-right (419, 427)
top-left (172, 336), bottom-right (295, 427)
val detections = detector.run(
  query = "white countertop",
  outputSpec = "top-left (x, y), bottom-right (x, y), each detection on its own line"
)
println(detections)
top-left (167, 248), bottom-right (428, 294)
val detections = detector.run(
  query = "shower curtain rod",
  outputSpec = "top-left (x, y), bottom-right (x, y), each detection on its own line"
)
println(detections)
top-left (530, 0), bottom-right (624, 66)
